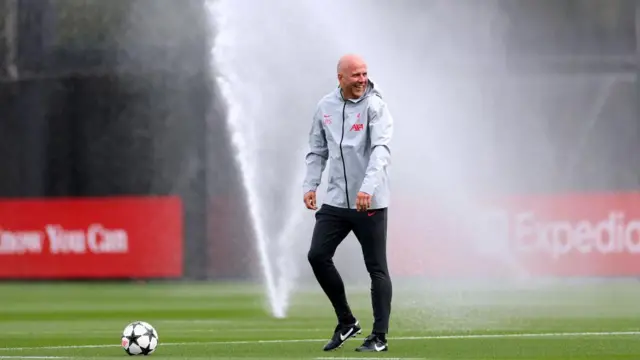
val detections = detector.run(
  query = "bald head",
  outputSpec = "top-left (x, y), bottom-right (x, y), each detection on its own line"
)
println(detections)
top-left (337, 54), bottom-right (368, 99)
top-left (337, 54), bottom-right (366, 74)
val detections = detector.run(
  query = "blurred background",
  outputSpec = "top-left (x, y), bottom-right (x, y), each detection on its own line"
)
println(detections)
top-left (0, 0), bottom-right (638, 283)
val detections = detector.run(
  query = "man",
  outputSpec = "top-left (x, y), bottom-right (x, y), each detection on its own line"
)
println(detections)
top-left (302, 54), bottom-right (393, 352)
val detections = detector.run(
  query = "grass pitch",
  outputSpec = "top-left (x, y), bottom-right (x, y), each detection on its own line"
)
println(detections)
top-left (0, 279), bottom-right (639, 359)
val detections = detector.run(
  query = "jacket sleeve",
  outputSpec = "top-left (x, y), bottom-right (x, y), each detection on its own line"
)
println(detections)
top-left (303, 106), bottom-right (328, 194)
top-left (359, 96), bottom-right (393, 195)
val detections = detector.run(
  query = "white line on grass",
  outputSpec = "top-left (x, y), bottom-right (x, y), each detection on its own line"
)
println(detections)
top-left (0, 331), bottom-right (637, 351)
top-left (3, 328), bottom-right (326, 336)
top-left (0, 357), bottom-right (71, 359)
top-left (316, 358), bottom-right (425, 360)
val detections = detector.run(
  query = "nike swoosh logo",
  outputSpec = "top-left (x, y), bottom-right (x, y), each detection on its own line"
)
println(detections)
top-left (339, 328), bottom-right (353, 341)
top-left (374, 344), bottom-right (386, 351)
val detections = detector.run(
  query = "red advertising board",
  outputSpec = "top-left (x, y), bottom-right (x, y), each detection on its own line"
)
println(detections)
top-left (389, 192), bottom-right (640, 278)
top-left (0, 196), bottom-right (183, 279)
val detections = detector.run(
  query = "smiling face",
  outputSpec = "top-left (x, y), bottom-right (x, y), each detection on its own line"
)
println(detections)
top-left (337, 54), bottom-right (368, 100)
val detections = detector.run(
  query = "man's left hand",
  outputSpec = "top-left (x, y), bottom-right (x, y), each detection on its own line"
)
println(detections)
top-left (356, 192), bottom-right (371, 211)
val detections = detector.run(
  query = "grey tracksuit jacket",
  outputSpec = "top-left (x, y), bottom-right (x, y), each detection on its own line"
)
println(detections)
top-left (303, 80), bottom-right (393, 209)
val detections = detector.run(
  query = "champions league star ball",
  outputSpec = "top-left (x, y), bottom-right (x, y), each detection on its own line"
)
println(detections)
top-left (121, 321), bottom-right (159, 355)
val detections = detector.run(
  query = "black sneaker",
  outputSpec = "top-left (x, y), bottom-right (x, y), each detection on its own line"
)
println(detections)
top-left (355, 333), bottom-right (388, 352)
top-left (322, 320), bottom-right (362, 351)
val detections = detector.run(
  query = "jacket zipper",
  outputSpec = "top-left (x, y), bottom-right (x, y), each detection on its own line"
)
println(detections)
top-left (339, 101), bottom-right (350, 208)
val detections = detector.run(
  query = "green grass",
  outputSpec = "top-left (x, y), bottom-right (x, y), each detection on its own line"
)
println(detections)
top-left (1, 280), bottom-right (640, 359)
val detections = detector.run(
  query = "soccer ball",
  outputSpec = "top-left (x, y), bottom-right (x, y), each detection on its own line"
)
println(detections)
top-left (121, 321), bottom-right (158, 356)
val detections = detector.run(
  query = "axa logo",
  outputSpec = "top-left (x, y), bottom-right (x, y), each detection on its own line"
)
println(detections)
top-left (350, 113), bottom-right (363, 131)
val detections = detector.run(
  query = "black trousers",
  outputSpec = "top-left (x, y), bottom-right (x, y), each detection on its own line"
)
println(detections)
top-left (307, 204), bottom-right (392, 334)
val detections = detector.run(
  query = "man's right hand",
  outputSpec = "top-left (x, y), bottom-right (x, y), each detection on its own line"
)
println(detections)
top-left (304, 191), bottom-right (317, 210)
